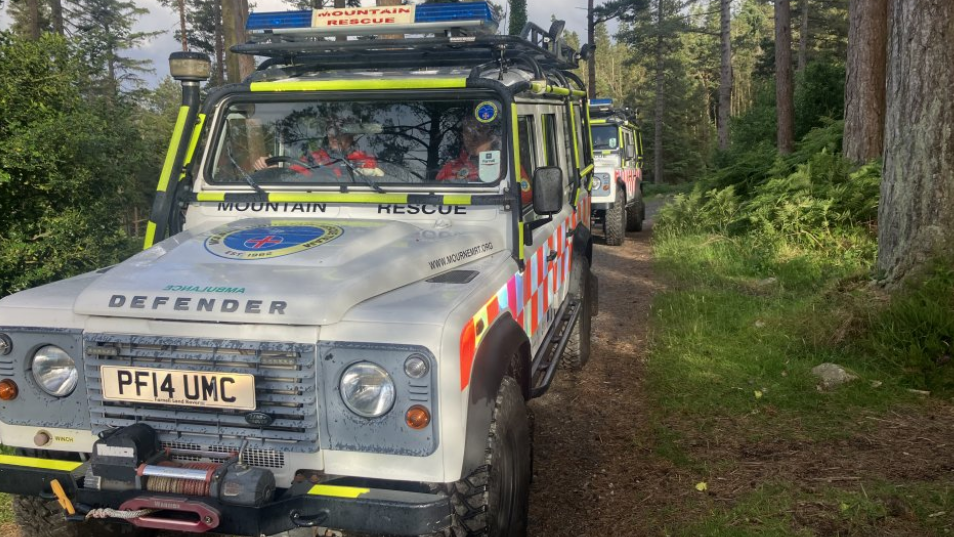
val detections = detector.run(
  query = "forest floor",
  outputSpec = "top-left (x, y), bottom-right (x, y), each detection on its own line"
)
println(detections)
top-left (528, 198), bottom-right (954, 536)
top-left (2, 199), bottom-right (953, 537)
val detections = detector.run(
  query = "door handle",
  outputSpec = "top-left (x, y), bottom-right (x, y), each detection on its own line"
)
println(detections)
top-left (546, 251), bottom-right (558, 263)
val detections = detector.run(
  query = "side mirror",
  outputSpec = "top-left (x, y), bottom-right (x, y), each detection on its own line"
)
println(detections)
top-left (623, 145), bottom-right (636, 160)
top-left (532, 167), bottom-right (564, 215)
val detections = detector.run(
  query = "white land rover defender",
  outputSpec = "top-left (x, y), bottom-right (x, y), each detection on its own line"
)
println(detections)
top-left (0, 5), bottom-right (598, 537)
top-left (589, 99), bottom-right (645, 246)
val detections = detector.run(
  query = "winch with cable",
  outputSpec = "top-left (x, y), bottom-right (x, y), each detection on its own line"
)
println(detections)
top-left (85, 424), bottom-right (276, 508)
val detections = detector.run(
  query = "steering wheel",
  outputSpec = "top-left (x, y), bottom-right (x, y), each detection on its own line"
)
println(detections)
top-left (264, 155), bottom-right (299, 167)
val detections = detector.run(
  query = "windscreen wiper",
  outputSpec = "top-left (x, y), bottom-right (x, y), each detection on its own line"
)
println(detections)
top-left (327, 154), bottom-right (386, 194)
top-left (226, 139), bottom-right (267, 196)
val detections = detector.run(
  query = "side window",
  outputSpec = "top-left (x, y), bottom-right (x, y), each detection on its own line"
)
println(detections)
top-left (562, 111), bottom-right (576, 171)
top-left (542, 114), bottom-right (558, 167)
top-left (517, 115), bottom-right (536, 208)
top-left (624, 130), bottom-right (634, 161)
top-left (572, 103), bottom-right (589, 168)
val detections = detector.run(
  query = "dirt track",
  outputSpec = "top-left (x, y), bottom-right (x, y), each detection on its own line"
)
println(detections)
top-left (528, 202), bottom-right (664, 536)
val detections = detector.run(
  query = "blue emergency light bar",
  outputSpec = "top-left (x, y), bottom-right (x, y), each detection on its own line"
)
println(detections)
top-left (246, 1), bottom-right (498, 36)
top-left (589, 98), bottom-right (614, 107)
top-left (247, 10), bottom-right (312, 31)
top-left (414, 2), bottom-right (496, 24)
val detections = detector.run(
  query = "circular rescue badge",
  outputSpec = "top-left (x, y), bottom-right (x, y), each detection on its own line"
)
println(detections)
top-left (205, 223), bottom-right (343, 260)
top-left (474, 101), bottom-right (499, 123)
top-left (520, 178), bottom-right (531, 192)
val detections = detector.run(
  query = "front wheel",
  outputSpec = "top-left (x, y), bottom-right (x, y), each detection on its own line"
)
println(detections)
top-left (604, 188), bottom-right (626, 246)
top-left (440, 376), bottom-right (531, 537)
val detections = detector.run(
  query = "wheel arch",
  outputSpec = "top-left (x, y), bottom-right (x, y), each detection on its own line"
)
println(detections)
top-left (461, 313), bottom-right (530, 477)
top-left (572, 219), bottom-right (593, 266)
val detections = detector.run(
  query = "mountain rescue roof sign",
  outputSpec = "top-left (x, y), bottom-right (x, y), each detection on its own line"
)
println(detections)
top-left (311, 6), bottom-right (415, 28)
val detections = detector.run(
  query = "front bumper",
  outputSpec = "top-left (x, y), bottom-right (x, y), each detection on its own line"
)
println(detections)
top-left (0, 454), bottom-right (452, 536)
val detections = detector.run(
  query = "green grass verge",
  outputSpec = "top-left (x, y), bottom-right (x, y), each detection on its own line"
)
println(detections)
top-left (0, 494), bottom-right (11, 525)
top-left (643, 181), bottom-right (696, 199)
top-left (646, 232), bottom-right (954, 534)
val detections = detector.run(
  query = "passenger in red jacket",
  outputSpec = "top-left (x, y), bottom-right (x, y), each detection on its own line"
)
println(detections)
top-left (437, 116), bottom-right (532, 205)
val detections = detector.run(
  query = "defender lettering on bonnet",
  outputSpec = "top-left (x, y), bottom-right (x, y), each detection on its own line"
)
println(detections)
top-left (108, 295), bottom-right (287, 315)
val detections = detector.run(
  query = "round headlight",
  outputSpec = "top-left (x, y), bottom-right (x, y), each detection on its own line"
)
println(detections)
top-left (339, 362), bottom-right (395, 418)
top-left (404, 354), bottom-right (429, 379)
top-left (592, 176), bottom-right (602, 189)
top-left (31, 345), bottom-right (78, 397)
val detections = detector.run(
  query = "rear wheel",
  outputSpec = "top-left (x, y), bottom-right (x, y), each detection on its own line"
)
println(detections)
top-left (626, 190), bottom-right (644, 232)
top-left (438, 376), bottom-right (531, 537)
top-left (604, 188), bottom-right (625, 246)
top-left (563, 257), bottom-right (592, 370)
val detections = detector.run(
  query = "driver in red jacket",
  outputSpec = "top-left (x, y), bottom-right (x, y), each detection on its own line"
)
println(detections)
top-left (254, 118), bottom-right (380, 177)
top-left (437, 115), bottom-right (532, 205)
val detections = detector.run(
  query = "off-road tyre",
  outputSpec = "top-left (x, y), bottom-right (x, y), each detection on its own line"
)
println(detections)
top-left (562, 257), bottom-right (592, 370)
top-left (436, 376), bottom-right (531, 537)
top-left (13, 495), bottom-right (151, 537)
top-left (604, 188), bottom-right (625, 246)
top-left (626, 191), bottom-right (644, 232)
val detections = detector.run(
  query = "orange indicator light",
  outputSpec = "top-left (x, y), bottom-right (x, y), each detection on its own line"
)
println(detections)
top-left (0, 379), bottom-right (18, 401)
top-left (405, 406), bottom-right (431, 429)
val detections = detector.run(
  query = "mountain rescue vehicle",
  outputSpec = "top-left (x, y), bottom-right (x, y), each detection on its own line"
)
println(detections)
top-left (589, 98), bottom-right (644, 245)
top-left (0, 4), bottom-right (598, 536)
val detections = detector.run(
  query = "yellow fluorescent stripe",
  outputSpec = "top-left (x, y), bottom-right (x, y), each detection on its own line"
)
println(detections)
top-left (183, 113), bottom-right (206, 168)
top-left (511, 103), bottom-right (521, 180)
top-left (308, 484), bottom-right (370, 499)
top-left (442, 194), bottom-right (472, 205)
top-left (517, 222), bottom-right (525, 260)
top-left (0, 454), bottom-right (82, 472)
top-left (590, 119), bottom-right (607, 125)
top-left (143, 221), bottom-right (158, 250)
top-left (570, 89), bottom-right (587, 98)
top-left (195, 192), bottom-right (226, 202)
top-left (580, 164), bottom-right (594, 176)
top-left (251, 79), bottom-right (466, 92)
top-left (268, 192), bottom-right (409, 204)
top-left (156, 106), bottom-right (191, 193)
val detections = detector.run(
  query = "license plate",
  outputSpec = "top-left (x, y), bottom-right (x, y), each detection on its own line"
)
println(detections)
top-left (100, 366), bottom-right (256, 410)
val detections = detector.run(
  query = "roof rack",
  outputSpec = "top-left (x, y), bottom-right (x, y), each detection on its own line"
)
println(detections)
top-left (235, 2), bottom-right (583, 73)
top-left (589, 98), bottom-right (638, 123)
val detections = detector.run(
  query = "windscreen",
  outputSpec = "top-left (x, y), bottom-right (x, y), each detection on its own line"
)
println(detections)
top-left (207, 98), bottom-right (507, 187)
top-left (590, 125), bottom-right (620, 151)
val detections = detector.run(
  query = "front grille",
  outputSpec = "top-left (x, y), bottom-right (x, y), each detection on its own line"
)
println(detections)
top-left (161, 440), bottom-right (286, 468)
top-left (85, 334), bottom-right (319, 457)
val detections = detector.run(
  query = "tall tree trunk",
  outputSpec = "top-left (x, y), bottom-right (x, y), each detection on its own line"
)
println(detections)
top-left (653, 0), bottom-right (665, 184)
top-left (797, 0), bottom-right (808, 71)
top-left (223, 0), bottom-right (254, 83)
top-left (775, 0), bottom-right (795, 154)
top-left (27, 0), bottom-right (41, 39)
top-left (717, 0), bottom-right (732, 151)
top-left (843, 0), bottom-right (888, 163)
top-left (178, 0), bottom-right (188, 51)
top-left (213, 0), bottom-right (224, 85)
top-left (377, 0), bottom-right (404, 39)
top-left (876, 0), bottom-right (954, 283)
top-left (587, 0), bottom-right (596, 98)
top-left (334, 0), bottom-right (346, 41)
top-left (50, 0), bottom-right (64, 36)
